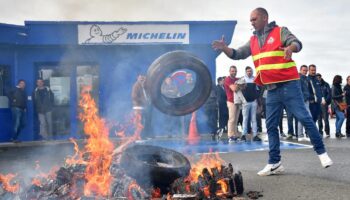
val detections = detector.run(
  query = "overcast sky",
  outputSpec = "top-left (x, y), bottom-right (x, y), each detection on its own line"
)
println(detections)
top-left (1, 0), bottom-right (349, 83)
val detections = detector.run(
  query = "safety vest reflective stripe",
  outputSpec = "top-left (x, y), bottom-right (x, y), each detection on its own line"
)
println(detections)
top-left (256, 61), bottom-right (296, 72)
top-left (252, 50), bottom-right (285, 61)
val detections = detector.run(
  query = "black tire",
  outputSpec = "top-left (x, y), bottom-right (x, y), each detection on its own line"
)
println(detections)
top-left (120, 145), bottom-right (191, 191)
top-left (145, 51), bottom-right (212, 116)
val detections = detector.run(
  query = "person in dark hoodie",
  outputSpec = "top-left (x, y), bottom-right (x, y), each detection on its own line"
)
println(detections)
top-left (33, 78), bottom-right (54, 140)
top-left (343, 75), bottom-right (350, 137)
top-left (8, 79), bottom-right (27, 142)
top-left (316, 73), bottom-right (332, 138)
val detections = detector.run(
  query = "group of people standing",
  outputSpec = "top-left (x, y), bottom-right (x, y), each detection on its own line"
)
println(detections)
top-left (7, 78), bottom-right (54, 142)
top-left (216, 64), bottom-right (350, 144)
top-left (283, 66), bottom-right (350, 140)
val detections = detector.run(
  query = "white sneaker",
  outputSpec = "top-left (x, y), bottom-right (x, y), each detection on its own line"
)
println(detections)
top-left (257, 161), bottom-right (285, 176)
top-left (298, 137), bottom-right (310, 142)
top-left (319, 152), bottom-right (333, 168)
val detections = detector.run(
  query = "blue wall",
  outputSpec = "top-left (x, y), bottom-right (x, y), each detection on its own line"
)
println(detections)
top-left (0, 20), bottom-right (236, 142)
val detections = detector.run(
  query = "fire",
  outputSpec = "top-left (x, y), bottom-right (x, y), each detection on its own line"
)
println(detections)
top-left (184, 151), bottom-right (229, 197)
top-left (0, 173), bottom-right (20, 193)
top-left (127, 181), bottom-right (145, 200)
top-left (78, 86), bottom-right (115, 197)
top-left (188, 152), bottom-right (225, 182)
top-left (217, 179), bottom-right (228, 194)
top-left (151, 187), bottom-right (162, 198)
top-left (65, 138), bottom-right (86, 165)
top-left (31, 178), bottom-right (42, 187)
top-left (31, 162), bottom-right (59, 187)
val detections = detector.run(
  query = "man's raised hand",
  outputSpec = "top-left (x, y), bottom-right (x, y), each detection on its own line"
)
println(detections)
top-left (212, 35), bottom-right (227, 51)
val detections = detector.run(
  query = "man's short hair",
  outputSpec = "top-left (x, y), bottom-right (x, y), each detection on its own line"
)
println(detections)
top-left (17, 79), bottom-right (25, 84)
top-left (217, 77), bottom-right (223, 83)
top-left (308, 64), bottom-right (316, 69)
top-left (229, 65), bottom-right (237, 70)
top-left (300, 65), bottom-right (308, 70)
top-left (245, 66), bottom-right (252, 71)
top-left (316, 73), bottom-right (322, 77)
top-left (255, 7), bottom-right (269, 18)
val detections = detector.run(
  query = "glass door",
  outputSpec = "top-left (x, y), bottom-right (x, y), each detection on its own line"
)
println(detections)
top-left (37, 64), bottom-right (99, 138)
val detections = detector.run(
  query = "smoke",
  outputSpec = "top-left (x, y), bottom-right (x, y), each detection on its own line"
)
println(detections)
top-left (0, 143), bottom-right (75, 185)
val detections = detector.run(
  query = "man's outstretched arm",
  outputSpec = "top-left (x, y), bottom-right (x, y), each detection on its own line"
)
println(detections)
top-left (212, 35), bottom-right (251, 60)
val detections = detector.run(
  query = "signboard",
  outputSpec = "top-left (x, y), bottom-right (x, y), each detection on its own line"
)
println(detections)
top-left (78, 24), bottom-right (189, 45)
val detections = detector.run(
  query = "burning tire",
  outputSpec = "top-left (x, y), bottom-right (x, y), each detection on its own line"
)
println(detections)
top-left (146, 51), bottom-right (212, 116)
top-left (120, 145), bottom-right (191, 191)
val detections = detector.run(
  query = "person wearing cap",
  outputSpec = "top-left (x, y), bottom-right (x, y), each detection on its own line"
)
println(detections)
top-left (316, 73), bottom-right (332, 138)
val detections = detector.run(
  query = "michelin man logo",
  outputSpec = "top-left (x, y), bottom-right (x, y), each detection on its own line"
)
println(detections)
top-left (84, 24), bottom-right (127, 44)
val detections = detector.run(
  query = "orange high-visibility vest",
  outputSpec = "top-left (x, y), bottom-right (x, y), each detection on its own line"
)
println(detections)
top-left (250, 26), bottom-right (300, 86)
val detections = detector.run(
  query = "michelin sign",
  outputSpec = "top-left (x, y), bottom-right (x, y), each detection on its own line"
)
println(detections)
top-left (78, 24), bottom-right (189, 45)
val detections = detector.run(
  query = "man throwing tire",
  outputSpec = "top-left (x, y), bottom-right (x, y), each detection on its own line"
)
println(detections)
top-left (212, 7), bottom-right (333, 176)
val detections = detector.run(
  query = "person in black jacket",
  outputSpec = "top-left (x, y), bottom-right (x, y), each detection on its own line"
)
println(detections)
top-left (343, 75), bottom-right (350, 137)
top-left (316, 73), bottom-right (332, 137)
top-left (331, 75), bottom-right (346, 138)
top-left (204, 82), bottom-right (218, 140)
top-left (308, 65), bottom-right (322, 123)
top-left (33, 78), bottom-right (54, 140)
top-left (8, 79), bottom-right (27, 142)
top-left (216, 77), bottom-right (228, 134)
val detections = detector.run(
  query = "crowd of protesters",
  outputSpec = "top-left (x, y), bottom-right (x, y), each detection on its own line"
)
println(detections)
top-left (206, 64), bottom-right (350, 143)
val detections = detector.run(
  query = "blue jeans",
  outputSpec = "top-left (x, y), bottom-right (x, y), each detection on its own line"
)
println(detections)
top-left (11, 107), bottom-right (26, 140)
top-left (266, 80), bottom-right (325, 164)
top-left (242, 100), bottom-right (257, 136)
top-left (334, 108), bottom-right (345, 133)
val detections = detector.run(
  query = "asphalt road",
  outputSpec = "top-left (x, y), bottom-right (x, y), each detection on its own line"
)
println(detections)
top-left (0, 136), bottom-right (349, 200)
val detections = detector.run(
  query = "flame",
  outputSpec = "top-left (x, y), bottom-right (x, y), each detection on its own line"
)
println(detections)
top-left (31, 178), bottom-right (42, 187)
top-left (184, 152), bottom-right (228, 197)
top-left (112, 111), bottom-right (143, 158)
top-left (127, 181), bottom-right (145, 200)
top-left (151, 187), bottom-right (162, 198)
top-left (65, 138), bottom-right (86, 165)
top-left (0, 173), bottom-right (20, 193)
top-left (188, 152), bottom-right (225, 182)
top-left (217, 179), bottom-right (228, 194)
top-left (31, 162), bottom-right (59, 188)
top-left (78, 86), bottom-right (115, 197)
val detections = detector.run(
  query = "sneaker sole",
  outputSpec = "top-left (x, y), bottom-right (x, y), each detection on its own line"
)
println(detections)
top-left (257, 166), bottom-right (285, 176)
top-left (323, 161), bottom-right (333, 168)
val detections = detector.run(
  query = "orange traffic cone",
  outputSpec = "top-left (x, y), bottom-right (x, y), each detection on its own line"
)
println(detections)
top-left (187, 112), bottom-right (200, 144)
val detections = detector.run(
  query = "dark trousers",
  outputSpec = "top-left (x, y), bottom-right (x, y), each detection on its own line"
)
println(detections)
top-left (346, 107), bottom-right (350, 136)
top-left (218, 104), bottom-right (228, 130)
top-left (287, 110), bottom-right (298, 135)
top-left (205, 108), bottom-right (218, 134)
top-left (11, 107), bottom-right (26, 140)
top-left (309, 102), bottom-right (321, 123)
top-left (318, 104), bottom-right (330, 135)
top-left (256, 112), bottom-right (262, 132)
